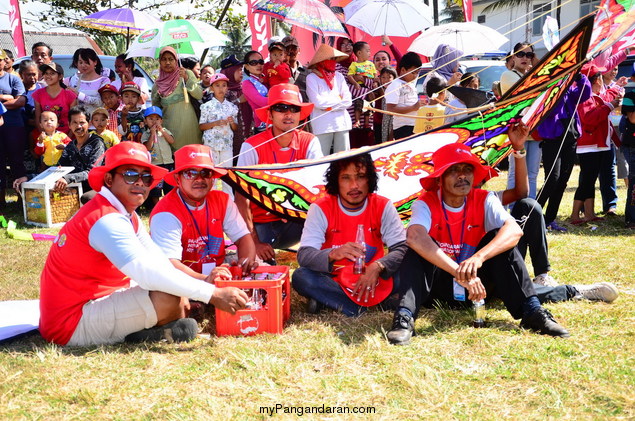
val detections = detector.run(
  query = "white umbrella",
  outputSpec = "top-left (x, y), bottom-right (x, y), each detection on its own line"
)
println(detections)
top-left (345, 0), bottom-right (432, 37)
top-left (126, 19), bottom-right (229, 59)
top-left (409, 22), bottom-right (508, 56)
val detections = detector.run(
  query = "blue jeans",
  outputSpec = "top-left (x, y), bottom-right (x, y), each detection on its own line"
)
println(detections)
top-left (254, 220), bottom-right (304, 251)
top-left (621, 146), bottom-right (635, 224)
top-left (508, 140), bottom-right (542, 200)
top-left (292, 267), bottom-right (366, 316)
top-left (599, 143), bottom-right (618, 212)
top-left (534, 284), bottom-right (577, 303)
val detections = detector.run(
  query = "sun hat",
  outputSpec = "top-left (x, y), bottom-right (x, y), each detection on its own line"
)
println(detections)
top-left (164, 144), bottom-right (228, 186)
top-left (120, 81), bottom-right (141, 96)
top-left (255, 83), bottom-right (314, 122)
top-left (308, 44), bottom-right (348, 68)
top-left (143, 106), bottom-right (163, 118)
top-left (580, 63), bottom-right (606, 78)
top-left (268, 42), bottom-right (285, 53)
top-left (220, 55), bottom-right (242, 70)
top-left (419, 143), bottom-right (496, 191)
top-left (98, 84), bottom-right (119, 96)
top-left (38, 62), bottom-right (64, 76)
top-left (209, 73), bottom-right (229, 86)
top-left (88, 142), bottom-right (168, 191)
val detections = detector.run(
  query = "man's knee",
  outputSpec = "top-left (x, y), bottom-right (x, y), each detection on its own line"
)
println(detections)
top-left (292, 267), bottom-right (321, 293)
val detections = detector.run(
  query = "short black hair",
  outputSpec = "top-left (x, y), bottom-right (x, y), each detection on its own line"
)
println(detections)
top-left (324, 153), bottom-right (378, 196)
top-left (380, 66), bottom-right (397, 79)
top-left (353, 41), bottom-right (368, 55)
top-left (425, 77), bottom-right (447, 97)
top-left (398, 52), bottom-right (422, 72)
top-left (69, 105), bottom-right (91, 122)
top-left (513, 42), bottom-right (534, 53)
top-left (181, 56), bottom-right (199, 70)
top-left (3, 49), bottom-right (13, 60)
top-left (70, 48), bottom-right (103, 75)
top-left (32, 42), bottom-right (52, 56)
top-left (459, 72), bottom-right (478, 88)
top-left (243, 50), bottom-right (261, 76)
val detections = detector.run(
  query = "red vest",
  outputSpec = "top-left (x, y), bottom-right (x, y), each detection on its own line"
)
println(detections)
top-left (318, 194), bottom-right (393, 306)
top-left (150, 189), bottom-right (228, 273)
top-left (39, 194), bottom-right (140, 345)
top-left (245, 128), bottom-right (314, 223)
top-left (419, 188), bottom-right (489, 262)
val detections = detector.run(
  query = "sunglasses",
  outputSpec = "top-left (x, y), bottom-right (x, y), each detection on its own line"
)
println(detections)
top-left (181, 168), bottom-right (214, 180)
top-left (117, 170), bottom-right (154, 186)
top-left (271, 103), bottom-right (301, 113)
top-left (515, 51), bottom-right (535, 59)
top-left (247, 59), bottom-right (265, 66)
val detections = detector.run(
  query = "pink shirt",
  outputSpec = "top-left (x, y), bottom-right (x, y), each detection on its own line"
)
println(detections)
top-left (32, 88), bottom-right (78, 134)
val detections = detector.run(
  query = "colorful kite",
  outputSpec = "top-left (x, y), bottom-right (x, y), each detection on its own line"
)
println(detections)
top-left (223, 15), bottom-right (596, 222)
top-left (588, 0), bottom-right (635, 56)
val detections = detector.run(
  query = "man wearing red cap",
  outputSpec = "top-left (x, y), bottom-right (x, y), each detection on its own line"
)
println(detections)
top-left (387, 139), bottom-right (570, 345)
top-left (292, 153), bottom-right (406, 316)
top-left (39, 142), bottom-right (248, 347)
top-left (150, 144), bottom-right (256, 280)
top-left (235, 83), bottom-right (323, 263)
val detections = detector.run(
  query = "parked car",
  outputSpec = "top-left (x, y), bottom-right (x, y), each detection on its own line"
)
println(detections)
top-left (13, 54), bottom-right (154, 99)
top-left (416, 59), bottom-right (507, 97)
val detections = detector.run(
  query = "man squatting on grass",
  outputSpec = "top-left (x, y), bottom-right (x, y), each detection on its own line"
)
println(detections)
top-left (387, 123), bottom-right (571, 346)
top-left (39, 142), bottom-right (248, 346)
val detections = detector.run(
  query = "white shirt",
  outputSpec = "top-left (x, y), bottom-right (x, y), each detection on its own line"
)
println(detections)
top-left (385, 78), bottom-right (418, 130)
top-left (150, 196), bottom-right (250, 260)
top-left (306, 71), bottom-right (353, 135)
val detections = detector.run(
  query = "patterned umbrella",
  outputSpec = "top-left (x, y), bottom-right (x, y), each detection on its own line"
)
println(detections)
top-left (252, 0), bottom-right (347, 38)
top-left (76, 7), bottom-right (162, 46)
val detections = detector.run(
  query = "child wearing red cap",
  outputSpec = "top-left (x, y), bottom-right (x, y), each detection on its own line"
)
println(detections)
top-left (198, 73), bottom-right (238, 196)
top-left (98, 84), bottom-right (122, 138)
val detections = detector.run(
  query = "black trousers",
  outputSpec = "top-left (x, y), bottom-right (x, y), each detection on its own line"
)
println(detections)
top-left (511, 198), bottom-right (550, 276)
top-left (397, 230), bottom-right (536, 320)
top-left (537, 133), bottom-right (577, 224)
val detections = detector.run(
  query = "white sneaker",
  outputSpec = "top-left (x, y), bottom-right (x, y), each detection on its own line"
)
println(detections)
top-left (533, 273), bottom-right (559, 287)
top-left (573, 282), bottom-right (619, 303)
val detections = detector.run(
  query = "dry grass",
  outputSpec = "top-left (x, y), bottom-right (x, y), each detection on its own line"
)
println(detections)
top-left (0, 166), bottom-right (634, 420)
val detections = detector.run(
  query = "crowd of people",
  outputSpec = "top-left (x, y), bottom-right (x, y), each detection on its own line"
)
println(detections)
top-left (0, 34), bottom-right (628, 347)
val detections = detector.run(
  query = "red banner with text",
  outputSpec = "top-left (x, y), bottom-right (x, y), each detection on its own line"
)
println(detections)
top-left (246, 0), bottom-right (272, 59)
top-left (9, 0), bottom-right (27, 56)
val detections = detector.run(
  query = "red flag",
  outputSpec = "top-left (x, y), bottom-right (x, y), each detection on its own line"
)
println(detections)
top-left (9, 0), bottom-right (27, 57)
top-left (246, 0), bottom-right (272, 59)
top-left (462, 0), bottom-right (473, 22)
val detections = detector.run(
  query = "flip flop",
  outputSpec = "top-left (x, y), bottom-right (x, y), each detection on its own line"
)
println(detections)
top-left (570, 219), bottom-right (586, 225)
top-left (589, 216), bottom-right (605, 222)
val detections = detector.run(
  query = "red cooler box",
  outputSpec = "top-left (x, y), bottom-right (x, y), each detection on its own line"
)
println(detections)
top-left (215, 266), bottom-right (290, 336)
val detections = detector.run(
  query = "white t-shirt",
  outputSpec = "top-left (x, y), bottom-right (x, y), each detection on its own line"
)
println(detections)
top-left (385, 78), bottom-right (418, 130)
top-left (409, 190), bottom-right (513, 232)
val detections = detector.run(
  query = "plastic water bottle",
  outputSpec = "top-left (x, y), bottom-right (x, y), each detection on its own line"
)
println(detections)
top-left (353, 224), bottom-right (366, 275)
top-left (472, 299), bottom-right (486, 328)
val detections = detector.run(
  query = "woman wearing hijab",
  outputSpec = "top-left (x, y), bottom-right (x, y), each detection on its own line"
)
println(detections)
top-left (151, 47), bottom-right (203, 150)
top-left (306, 44), bottom-right (353, 156)
top-left (220, 54), bottom-right (248, 164)
top-left (423, 44), bottom-right (463, 102)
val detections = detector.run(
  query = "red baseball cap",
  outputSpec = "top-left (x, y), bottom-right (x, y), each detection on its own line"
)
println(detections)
top-left (164, 144), bottom-right (228, 186)
top-left (98, 84), bottom-right (119, 96)
top-left (88, 142), bottom-right (168, 191)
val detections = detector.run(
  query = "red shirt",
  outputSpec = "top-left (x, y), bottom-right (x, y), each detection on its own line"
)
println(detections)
top-left (263, 62), bottom-right (292, 88)
top-left (32, 87), bottom-right (78, 133)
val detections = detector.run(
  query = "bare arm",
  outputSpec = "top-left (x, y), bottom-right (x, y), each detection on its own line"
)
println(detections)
top-left (501, 121), bottom-right (530, 205)
top-left (386, 101), bottom-right (420, 115)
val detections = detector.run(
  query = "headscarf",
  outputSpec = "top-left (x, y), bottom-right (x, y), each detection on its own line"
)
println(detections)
top-left (336, 38), bottom-right (355, 68)
top-left (432, 44), bottom-right (463, 81)
top-left (220, 64), bottom-right (243, 96)
top-left (315, 59), bottom-right (337, 90)
top-left (156, 47), bottom-right (181, 97)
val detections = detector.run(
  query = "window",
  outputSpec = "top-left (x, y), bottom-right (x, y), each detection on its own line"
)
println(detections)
top-left (580, 0), bottom-right (600, 17)
top-left (532, 3), bottom-right (551, 36)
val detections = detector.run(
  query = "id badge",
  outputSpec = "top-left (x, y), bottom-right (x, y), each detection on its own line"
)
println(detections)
top-left (202, 262), bottom-right (216, 276)
top-left (452, 278), bottom-right (466, 301)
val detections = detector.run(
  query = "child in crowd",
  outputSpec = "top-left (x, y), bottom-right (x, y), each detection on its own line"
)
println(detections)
top-left (385, 52), bottom-right (423, 139)
top-left (375, 66), bottom-right (398, 143)
top-left (98, 84), bottom-right (122, 139)
top-left (200, 65), bottom-right (215, 104)
top-left (347, 41), bottom-right (377, 128)
top-left (199, 73), bottom-right (238, 196)
top-left (263, 42), bottom-right (292, 88)
top-left (414, 77), bottom-right (447, 134)
top-left (91, 107), bottom-right (120, 149)
top-left (32, 62), bottom-right (77, 134)
top-left (34, 111), bottom-right (71, 168)
top-left (444, 72), bottom-right (479, 125)
top-left (141, 106), bottom-right (174, 208)
top-left (118, 81), bottom-right (145, 143)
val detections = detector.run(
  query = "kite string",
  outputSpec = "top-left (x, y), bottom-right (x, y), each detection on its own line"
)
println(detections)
top-left (219, 5), bottom-right (588, 167)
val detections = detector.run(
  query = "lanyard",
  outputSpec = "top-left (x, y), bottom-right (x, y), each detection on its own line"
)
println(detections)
top-left (441, 200), bottom-right (468, 263)
top-left (179, 191), bottom-right (211, 254)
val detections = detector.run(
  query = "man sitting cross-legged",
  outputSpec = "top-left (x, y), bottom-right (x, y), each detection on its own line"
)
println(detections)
top-left (292, 153), bottom-right (407, 316)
